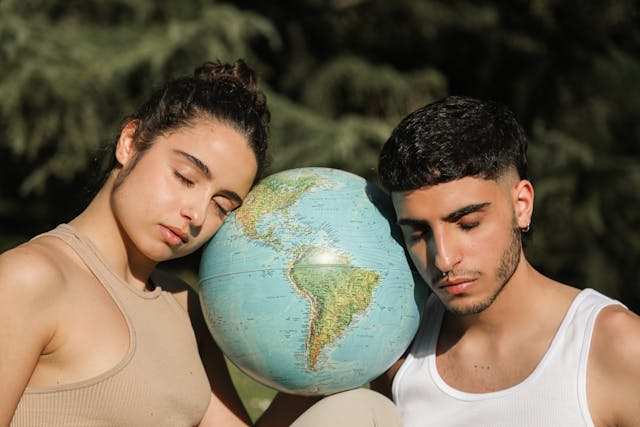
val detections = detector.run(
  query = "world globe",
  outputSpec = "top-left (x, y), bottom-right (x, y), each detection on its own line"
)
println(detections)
top-left (198, 167), bottom-right (427, 396)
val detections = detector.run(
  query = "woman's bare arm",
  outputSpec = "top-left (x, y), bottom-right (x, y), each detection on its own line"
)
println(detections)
top-left (0, 245), bottom-right (62, 426)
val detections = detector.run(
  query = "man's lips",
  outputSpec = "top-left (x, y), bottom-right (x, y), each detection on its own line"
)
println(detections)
top-left (438, 277), bottom-right (476, 295)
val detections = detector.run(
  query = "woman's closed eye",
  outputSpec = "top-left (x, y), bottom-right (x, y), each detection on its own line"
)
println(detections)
top-left (212, 196), bottom-right (236, 217)
top-left (212, 201), bottom-right (229, 216)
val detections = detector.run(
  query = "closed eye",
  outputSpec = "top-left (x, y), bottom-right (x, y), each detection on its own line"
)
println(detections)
top-left (212, 190), bottom-right (244, 218)
top-left (459, 221), bottom-right (479, 230)
top-left (404, 227), bottom-right (432, 243)
top-left (212, 195), bottom-right (237, 217)
top-left (212, 200), bottom-right (229, 216)
top-left (174, 171), bottom-right (194, 187)
top-left (397, 219), bottom-right (432, 244)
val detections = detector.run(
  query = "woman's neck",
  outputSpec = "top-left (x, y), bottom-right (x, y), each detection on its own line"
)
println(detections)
top-left (69, 174), bottom-right (157, 292)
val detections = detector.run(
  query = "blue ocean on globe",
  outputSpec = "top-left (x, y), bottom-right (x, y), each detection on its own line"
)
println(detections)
top-left (199, 167), bottom-right (427, 396)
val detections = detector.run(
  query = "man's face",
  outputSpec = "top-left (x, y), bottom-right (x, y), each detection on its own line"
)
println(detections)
top-left (392, 175), bottom-right (532, 316)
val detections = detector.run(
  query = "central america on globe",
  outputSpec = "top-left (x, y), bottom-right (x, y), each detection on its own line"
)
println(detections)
top-left (198, 167), bottom-right (427, 396)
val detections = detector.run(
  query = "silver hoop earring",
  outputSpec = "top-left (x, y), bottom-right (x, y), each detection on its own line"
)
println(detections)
top-left (521, 224), bottom-right (530, 233)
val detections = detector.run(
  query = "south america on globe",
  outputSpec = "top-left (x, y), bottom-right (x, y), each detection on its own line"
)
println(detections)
top-left (198, 167), bottom-right (427, 396)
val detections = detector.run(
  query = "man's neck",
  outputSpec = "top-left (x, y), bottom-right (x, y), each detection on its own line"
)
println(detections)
top-left (443, 261), bottom-right (546, 338)
top-left (439, 262), bottom-right (579, 349)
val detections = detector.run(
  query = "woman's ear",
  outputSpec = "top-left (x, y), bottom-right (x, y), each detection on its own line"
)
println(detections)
top-left (115, 120), bottom-right (138, 167)
top-left (513, 179), bottom-right (534, 229)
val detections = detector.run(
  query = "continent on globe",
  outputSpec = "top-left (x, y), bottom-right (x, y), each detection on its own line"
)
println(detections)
top-left (288, 244), bottom-right (379, 370)
top-left (235, 172), bottom-right (331, 248)
top-left (199, 167), bottom-right (427, 395)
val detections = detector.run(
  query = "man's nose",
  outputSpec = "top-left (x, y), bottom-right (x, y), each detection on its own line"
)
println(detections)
top-left (431, 231), bottom-right (461, 275)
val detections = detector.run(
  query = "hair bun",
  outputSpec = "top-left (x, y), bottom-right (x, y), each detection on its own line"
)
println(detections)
top-left (193, 59), bottom-right (269, 129)
top-left (194, 59), bottom-right (259, 94)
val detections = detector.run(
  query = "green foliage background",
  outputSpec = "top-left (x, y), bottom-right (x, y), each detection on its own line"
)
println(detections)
top-left (1, 1), bottom-right (638, 311)
top-left (1, 0), bottom-right (639, 418)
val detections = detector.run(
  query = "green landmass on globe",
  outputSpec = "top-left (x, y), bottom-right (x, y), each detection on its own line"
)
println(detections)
top-left (288, 244), bottom-right (379, 370)
top-left (235, 172), bottom-right (331, 249)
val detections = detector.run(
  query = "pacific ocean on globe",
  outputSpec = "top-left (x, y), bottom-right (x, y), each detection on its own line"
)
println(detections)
top-left (198, 167), bottom-right (427, 396)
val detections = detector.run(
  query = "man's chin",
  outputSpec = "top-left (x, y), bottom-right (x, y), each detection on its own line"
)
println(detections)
top-left (442, 296), bottom-right (494, 317)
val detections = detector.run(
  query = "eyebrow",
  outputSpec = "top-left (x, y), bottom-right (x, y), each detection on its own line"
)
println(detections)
top-left (443, 202), bottom-right (491, 222)
top-left (174, 149), bottom-right (244, 206)
top-left (175, 150), bottom-right (210, 178)
top-left (396, 218), bottom-right (431, 229)
top-left (396, 202), bottom-right (491, 228)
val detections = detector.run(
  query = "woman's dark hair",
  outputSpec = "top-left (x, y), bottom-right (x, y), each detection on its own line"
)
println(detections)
top-left (99, 59), bottom-right (270, 190)
top-left (378, 96), bottom-right (528, 192)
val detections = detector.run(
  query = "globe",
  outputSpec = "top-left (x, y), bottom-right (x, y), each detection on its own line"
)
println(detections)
top-left (198, 167), bottom-right (427, 396)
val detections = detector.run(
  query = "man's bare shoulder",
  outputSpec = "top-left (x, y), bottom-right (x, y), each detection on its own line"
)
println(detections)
top-left (588, 304), bottom-right (640, 426)
top-left (592, 304), bottom-right (640, 356)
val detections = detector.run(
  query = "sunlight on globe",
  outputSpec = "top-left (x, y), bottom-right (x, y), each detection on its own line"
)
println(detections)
top-left (198, 167), bottom-right (427, 396)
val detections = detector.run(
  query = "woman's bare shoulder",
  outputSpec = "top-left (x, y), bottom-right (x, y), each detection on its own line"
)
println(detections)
top-left (0, 237), bottom-right (71, 356)
top-left (0, 236), bottom-right (70, 300)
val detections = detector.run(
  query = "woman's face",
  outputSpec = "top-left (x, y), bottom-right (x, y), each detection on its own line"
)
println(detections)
top-left (111, 118), bottom-right (258, 263)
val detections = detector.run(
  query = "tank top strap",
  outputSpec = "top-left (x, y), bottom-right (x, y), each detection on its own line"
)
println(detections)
top-left (38, 224), bottom-right (162, 301)
top-left (38, 224), bottom-right (115, 293)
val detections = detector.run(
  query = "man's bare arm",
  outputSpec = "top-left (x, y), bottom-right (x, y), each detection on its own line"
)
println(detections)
top-left (588, 305), bottom-right (640, 427)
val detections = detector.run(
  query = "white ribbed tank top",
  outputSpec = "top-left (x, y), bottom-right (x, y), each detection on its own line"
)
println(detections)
top-left (392, 289), bottom-right (622, 426)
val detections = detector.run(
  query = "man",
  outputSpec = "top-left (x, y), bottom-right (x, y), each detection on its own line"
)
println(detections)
top-left (372, 96), bottom-right (640, 426)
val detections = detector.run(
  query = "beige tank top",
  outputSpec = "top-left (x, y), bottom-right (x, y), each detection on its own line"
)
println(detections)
top-left (11, 224), bottom-right (212, 426)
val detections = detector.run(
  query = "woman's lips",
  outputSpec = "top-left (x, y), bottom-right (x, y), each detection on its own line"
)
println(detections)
top-left (161, 225), bottom-right (188, 246)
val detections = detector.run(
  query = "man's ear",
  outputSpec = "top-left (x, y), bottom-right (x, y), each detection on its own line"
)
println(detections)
top-left (513, 179), bottom-right (534, 229)
top-left (115, 120), bottom-right (138, 167)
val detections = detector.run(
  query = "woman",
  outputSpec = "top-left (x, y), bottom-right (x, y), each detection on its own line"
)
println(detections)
top-left (0, 59), bottom-right (269, 426)
top-left (0, 58), bottom-right (403, 427)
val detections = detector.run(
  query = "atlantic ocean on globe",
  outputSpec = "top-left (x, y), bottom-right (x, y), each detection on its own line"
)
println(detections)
top-left (198, 167), bottom-right (427, 396)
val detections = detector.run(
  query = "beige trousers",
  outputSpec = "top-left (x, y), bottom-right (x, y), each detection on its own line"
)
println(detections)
top-left (291, 388), bottom-right (402, 426)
